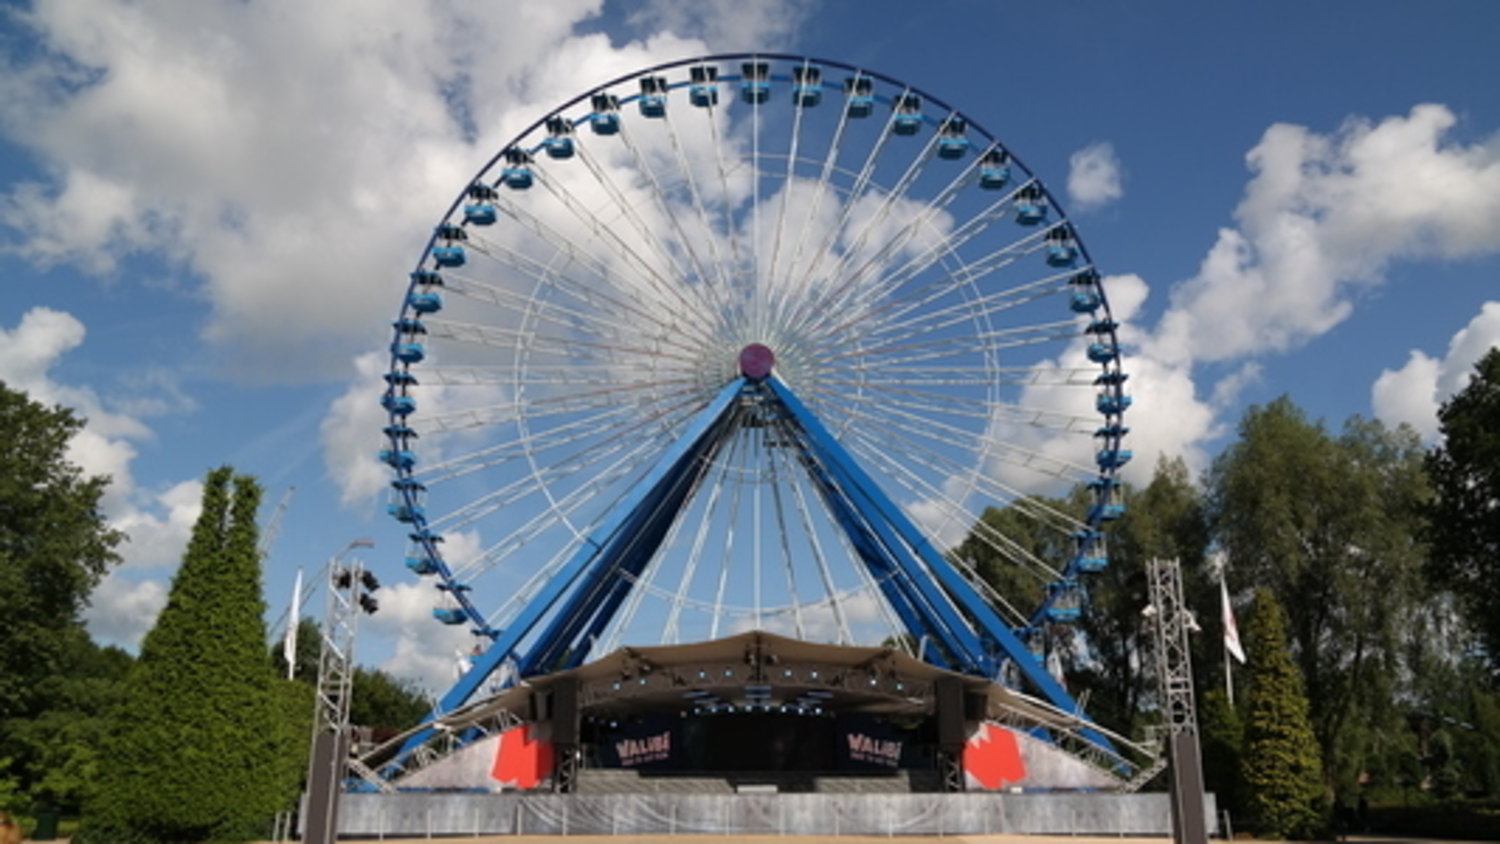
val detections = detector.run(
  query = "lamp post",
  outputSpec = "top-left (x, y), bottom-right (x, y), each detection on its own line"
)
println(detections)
top-left (304, 540), bottom-right (378, 844)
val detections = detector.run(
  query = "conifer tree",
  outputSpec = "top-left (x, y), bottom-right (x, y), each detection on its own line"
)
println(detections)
top-left (82, 468), bottom-right (297, 843)
top-left (1240, 588), bottom-right (1325, 840)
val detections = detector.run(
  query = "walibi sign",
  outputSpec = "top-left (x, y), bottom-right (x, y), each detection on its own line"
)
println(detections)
top-left (836, 715), bottom-right (915, 771)
top-left (597, 715), bottom-right (679, 770)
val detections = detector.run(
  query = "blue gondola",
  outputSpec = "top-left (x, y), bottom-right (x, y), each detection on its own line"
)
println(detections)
top-left (543, 116), bottom-right (574, 159)
top-left (381, 393), bottom-right (416, 416)
top-left (500, 149), bottom-right (533, 189)
top-left (391, 341), bottom-right (424, 364)
top-left (792, 65), bottom-right (821, 107)
top-left (979, 148), bottom-right (1010, 189)
top-left (1045, 582), bottom-right (1082, 623)
top-left (406, 531), bottom-right (443, 576)
top-left (689, 66), bottom-right (718, 107)
top-left (463, 183), bottom-right (497, 225)
top-left (937, 116), bottom-right (969, 159)
top-left (1096, 393), bottom-right (1132, 415)
top-left (433, 608), bottom-right (467, 625)
top-left (639, 76), bottom-right (667, 117)
top-left (1016, 186), bottom-right (1048, 225)
top-left (387, 478), bottom-right (426, 523)
top-left (1046, 228), bottom-right (1078, 267)
top-left (432, 245), bottom-right (465, 267)
top-left (892, 93), bottom-right (922, 135)
top-left (1070, 291), bottom-right (1101, 313)
top-left (463, 204), bottom-right (496, 225)
top-left (741, 61), bottom-right (770, 104)
top-left (589, 93), bottom-right (620, 135)
top-left (408, 291), bottom-right (443, 314)
top-left (845, 76), bottom-right (874, 118)
top-left (1095, 448), bottom-right (1133, 470)
top-left (1087, 342), bottom-right (1117, 363)
top-left (379, 447), bottom-right (416, 470)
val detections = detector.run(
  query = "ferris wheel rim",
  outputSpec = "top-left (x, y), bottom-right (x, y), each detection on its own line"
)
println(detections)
top-left (381, 52), bottom-right (1131, 657)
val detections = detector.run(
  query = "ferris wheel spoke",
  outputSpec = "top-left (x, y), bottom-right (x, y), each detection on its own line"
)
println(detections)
top-left (809, 319), bottom-right (1082, 370)
top-left (663, 445), bottom-right (736, 644)
top-left (528, 168), bottom-right (724, 329)
top-left (445, 435), bottom-right (667, 582)
top-left (837, 400), bottom-right (1094, 489)
top-left (436, 267), bottom-right (712, 360)
top-left (784, 137), bottom-right (976, 333)
top-left (459, 234), bottom-right (718, 350)
top-left (787, 215), bottom-right (1055, 344)
top-left (471, 199), bottom-right (719, 348)
top-left (412, 402), bottom-right (640, 484)
top-left (826, 385), bottom-right (1100, 435)
top-left (822, 364), bottom-right (1099, 388)
top-left (418, 378), bottom-right (700, 434)
top-left (424, 317), bottom-right (705, 369)
top-left (838, 262), bottom-right (1077, 350)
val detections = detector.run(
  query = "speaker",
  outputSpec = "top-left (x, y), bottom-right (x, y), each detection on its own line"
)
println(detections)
top-left (552, 677), bottom-right (580, 745)
top-left (935, 676), bottom-right (966, 750)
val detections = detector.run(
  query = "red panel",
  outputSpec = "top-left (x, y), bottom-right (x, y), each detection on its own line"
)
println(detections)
top-left (962, 722), bottom-right (1027, 790)
top-left (490, 724), bottom-right (554, 789)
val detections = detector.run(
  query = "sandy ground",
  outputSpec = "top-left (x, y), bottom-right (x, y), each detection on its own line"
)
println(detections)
top-left (246, 836), bottom-right (1492, 844)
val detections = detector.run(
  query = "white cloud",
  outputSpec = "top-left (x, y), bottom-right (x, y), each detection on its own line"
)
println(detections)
top-left (1373, 301), bottom-right (1500, 440)
top-left (1145, 105), bottom-right (1500, 369)
top-left (83, 572), bottom-right (168, 649)
top-left (367, 580), bottom-right (476, 692)
top-left (0, 0), bottom-right (809, 382)
top-left (322, 352), bottom-right (392, 507)
top-left (1066, 142), bottom-right (1123, 212)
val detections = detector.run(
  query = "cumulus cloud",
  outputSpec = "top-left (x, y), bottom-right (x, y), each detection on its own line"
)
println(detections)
top-left (1066, 142), bottom-right (1124, 212)
top-left (1089, 104), bottom-right (1500, 480)
top-left (0, 0), bottom-right (810, 381)
top-left (1373, 301), bottom-right (1500, 440)
top-left (1146, 105), bottom-right (1500, 370)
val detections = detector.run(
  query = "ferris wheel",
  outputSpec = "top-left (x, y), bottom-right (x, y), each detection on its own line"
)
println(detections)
top-left (381, 54), bottom-right (1132, 721)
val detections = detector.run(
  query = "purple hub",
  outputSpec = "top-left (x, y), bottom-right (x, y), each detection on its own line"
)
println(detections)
top-left (738, 343), bottom-right (775, 379)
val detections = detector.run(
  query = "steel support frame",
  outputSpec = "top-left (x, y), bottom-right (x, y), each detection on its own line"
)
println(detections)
top-left (392, 374), bottom-right (1116, 774)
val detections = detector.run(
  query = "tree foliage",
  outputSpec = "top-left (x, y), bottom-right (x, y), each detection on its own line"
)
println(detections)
top-left (1426, 347), bottom-right (1500, 665)
top-left (81, 468), bottom-right (298, 843)
top-left (1241, 588), bottom-right (1326, 839)
top-left (0, 382), bottom-right (123, 721)
top-left (1208, 397), bottom-right (1427, 789)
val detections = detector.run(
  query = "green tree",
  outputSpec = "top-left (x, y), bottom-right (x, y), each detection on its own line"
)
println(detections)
top-left (0, 383), bottom-right (124, 721)
top-left (1426, 347), bottom-right (1500, 665)
top-left (1240, 588), bottom-right (1325, 839)
top-left (1209, 398), bottom-right (1427, 790)
top-left (81, 468), bottom-right (297, 843)
top-left (1, 629), bottom-right (132, 814)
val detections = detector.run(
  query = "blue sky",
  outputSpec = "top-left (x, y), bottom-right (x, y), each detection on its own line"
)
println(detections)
top-left (2, 0), bottom-right (1497, 691)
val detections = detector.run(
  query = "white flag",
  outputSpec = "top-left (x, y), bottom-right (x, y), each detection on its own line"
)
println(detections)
top-left (1221, 578), bottom-right (1246, 664)
top-left (283, 568), bottom-right (303, 679)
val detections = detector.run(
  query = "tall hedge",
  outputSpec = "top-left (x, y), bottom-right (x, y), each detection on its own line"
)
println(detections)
top-left (1240, 588), bottom-right (1325, 839)
top-left (82, 468), bottom-right (297, 843)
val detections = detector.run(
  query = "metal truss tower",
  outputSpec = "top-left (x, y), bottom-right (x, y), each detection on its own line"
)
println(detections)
top-left (1146, 558), bottom-right (1208, 844)
top-left (305, 541), bottom-right (380, 844)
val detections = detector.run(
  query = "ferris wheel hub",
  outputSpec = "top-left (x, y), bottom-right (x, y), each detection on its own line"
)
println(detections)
top-left (738, 343), bottom-right (776, 379)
